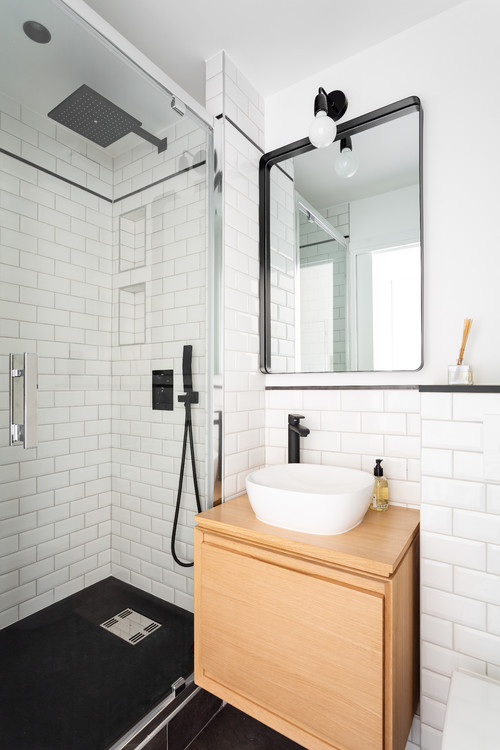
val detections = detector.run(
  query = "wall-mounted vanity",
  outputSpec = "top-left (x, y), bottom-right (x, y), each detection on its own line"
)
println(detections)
top-left (259, 97), bottom-right (423, 374)
top-left (194, 496), bottom-right (419, 750)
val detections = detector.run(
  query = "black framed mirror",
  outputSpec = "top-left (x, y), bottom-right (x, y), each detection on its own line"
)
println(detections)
top-left (259, 96), bottom-right (423, 374)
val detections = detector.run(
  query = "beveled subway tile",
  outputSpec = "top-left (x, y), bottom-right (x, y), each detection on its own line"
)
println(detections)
top-left (422, 447), bottom-right (453, 477)
top-left (421, 558), bottom-right (453, 592)
top-left (421, 668), bottom-right (451, 703)
top-left (453, 509), bottom-right (500, 544)
top-left (384, 434), bottom-right (421, 459)
top-left (362, 411), bottom-right (407, 435)
top-left (454, 566), bottom-right (500, 605)
top-left (421, 419), bottom-right (482, 451)
top-left (422, 586), bottom-right (486, 629)
top-left (420, 695), bottom-right (447, 732)
top-left (421, 614), bottom-right (453, 648)
top-left (455, 625), bottom-right (500, 667)
top-left (421, 392), bottom-right (452, 420)
top-left (421, 504), bottom-right (452, 534)
top-left (340, 389), bottom-right (384, 412)
top-left (341, 431), bottom-right (383, 455)
top-left (421, 530), bottom-right (485, 570)
top-left (421, 476), bottom-right (485, 511)
top-left (452, 450), bottom-right (483, 480)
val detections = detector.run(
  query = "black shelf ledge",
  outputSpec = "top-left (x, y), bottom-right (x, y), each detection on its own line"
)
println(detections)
top-left (419, 385), bottom-right (500, 393)
top-left (264, 384), bottom-right (500, 393)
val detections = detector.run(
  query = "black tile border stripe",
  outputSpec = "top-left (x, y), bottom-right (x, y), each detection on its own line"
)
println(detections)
top-left (265, 384), bottom-right (500, 393)
top-left (265, 384), bottom-right (419, 390)
top-left (215, 113), bottom-right (264, 155)
top-left (1, 146), bottom-right (113, 203)
top-left (419, 385), bottom-right (500, 393)
top-left (0, 147), bottom-right (206, 204)
top-left (215, 112), bottom-right (292, 183)
top-left (115, 160), bottom-right (206, 203)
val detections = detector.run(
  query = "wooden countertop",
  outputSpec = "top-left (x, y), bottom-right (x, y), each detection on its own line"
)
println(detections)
top-left (195, 494), bottom-right (419, 578)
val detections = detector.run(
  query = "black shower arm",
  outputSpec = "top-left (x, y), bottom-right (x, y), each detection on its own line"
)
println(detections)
top-left (132, 125), bottom-right (168, 153)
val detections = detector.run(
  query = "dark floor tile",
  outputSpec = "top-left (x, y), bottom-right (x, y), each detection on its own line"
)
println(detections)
top-left (142, 727), bottom-right (167, 750)
top-left (186, 705), bottom-right (306, 750)
top-left (122, 683), bottom-right (199, 750)
top-left (167, 688), bottom-right (222, 750)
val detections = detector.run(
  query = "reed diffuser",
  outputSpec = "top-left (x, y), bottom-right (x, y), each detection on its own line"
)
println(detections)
top-left (449, 318), bottom-right (473, 384)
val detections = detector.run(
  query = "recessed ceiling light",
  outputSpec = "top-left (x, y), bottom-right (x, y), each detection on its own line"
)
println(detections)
top-left (23, 20), bottom-right (51, 44)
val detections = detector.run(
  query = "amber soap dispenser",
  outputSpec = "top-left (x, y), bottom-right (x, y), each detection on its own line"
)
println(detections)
top-left (371, 459), bottom-right (388, 511)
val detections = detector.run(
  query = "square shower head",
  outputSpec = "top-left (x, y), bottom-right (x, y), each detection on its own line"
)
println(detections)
top-left (48, 84), bottom-right (142, 148)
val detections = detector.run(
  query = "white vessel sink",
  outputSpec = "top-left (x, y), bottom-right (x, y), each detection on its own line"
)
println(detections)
top-left (245, 463), bottom-right (374, 535)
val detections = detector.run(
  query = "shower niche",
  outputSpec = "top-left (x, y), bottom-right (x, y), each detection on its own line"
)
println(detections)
top-left (119, 207), bottom-right (147, 271)
top-left (118, 283), bottom-right (146, 346)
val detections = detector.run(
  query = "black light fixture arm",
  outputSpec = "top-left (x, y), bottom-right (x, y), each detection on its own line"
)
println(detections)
top-left (340, 135), bottom-right (353, 152)
top-left (314, 88), bottom-right (348, 122)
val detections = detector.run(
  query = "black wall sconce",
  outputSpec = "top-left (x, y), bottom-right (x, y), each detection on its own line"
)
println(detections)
top-left (309, 88), bottom-right (348, 148)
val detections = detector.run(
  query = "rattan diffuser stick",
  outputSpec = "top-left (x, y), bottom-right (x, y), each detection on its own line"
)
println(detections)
top-left (457, 318), bottom-right (473, 365)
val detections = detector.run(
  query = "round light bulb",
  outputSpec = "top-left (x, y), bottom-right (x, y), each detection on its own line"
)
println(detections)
top-left (334, 147), bottom-right (358, 178)
top-left (309, 111), bottom-right (336, 148)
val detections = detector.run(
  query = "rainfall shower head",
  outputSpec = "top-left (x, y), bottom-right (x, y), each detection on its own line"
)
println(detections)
top-left (48, 84), bottom-right (168, 153)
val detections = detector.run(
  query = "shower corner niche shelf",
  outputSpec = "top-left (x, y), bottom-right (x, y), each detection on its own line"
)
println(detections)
top-left (119, 207), bottom-right (147, 272)
top-left (119, 283), bottom-right (146, 346)
top-left (194, 495), bottom-right (420, 750)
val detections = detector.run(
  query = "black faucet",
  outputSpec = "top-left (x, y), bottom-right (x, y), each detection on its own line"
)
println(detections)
top-left (288, 414), bottom-right (310, 463)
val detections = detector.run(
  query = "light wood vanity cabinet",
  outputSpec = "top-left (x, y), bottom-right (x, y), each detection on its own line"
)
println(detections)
top-left (194, 496), bottom-right (419, 750)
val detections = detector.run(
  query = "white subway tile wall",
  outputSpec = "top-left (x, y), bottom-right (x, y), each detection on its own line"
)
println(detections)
top-left (265, 388), bottom-right (421, 506)
top-left (0, 92), bottom-right (210, 623)
top-left (0, 96), bottom-right (113, 627)
top-left (110, 114), bottom-right (209, 611)
top-left (206, 52), bottom-right (266, 499)
top-left (420, 391), bottom-right (500, 750)
top-left (269, 161), bottom-right (296, 372)
top-left (206, 51), bottom-right (265, 151)
top-left (299, 202), bottom-right (349, 372)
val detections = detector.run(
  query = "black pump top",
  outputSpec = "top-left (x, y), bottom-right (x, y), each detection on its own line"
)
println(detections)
top-left (374, 459), bottom-right (384, 476)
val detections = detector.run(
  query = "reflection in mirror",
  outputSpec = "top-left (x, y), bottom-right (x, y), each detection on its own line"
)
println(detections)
top-left (260, 98), bottom-right (422, 373)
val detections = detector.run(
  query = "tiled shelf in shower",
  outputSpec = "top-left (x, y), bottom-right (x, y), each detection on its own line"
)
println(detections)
top-left (119, 206), bottom-right (147, 271)
top-left (119, 282), bottom-right (146, 345)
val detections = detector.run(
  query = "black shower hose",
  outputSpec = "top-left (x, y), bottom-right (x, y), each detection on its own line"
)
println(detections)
top-left (171, 396), bottom-right (202, 567)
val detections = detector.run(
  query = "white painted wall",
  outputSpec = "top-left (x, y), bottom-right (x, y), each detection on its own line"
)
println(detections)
top-left (350, 185), bottom-right (419, 253)
top-left (265, 0), bottom-right (500, 386)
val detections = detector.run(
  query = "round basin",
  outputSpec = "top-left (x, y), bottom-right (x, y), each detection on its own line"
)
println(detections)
top-left (245, 463), bottom-right (374, 535)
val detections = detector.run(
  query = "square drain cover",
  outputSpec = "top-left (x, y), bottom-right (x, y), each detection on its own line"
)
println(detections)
top-left (100, 608), bottom-right (161, 645)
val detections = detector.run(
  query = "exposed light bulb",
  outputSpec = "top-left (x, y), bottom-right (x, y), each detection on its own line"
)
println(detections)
top-left (334, 146), bottom-right (358, 178)
top-left (309, 111), bottom-right (336, 149)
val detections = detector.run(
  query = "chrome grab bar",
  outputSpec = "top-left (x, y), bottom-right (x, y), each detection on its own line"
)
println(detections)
top-left (9, 353), bottom-right (38, 449)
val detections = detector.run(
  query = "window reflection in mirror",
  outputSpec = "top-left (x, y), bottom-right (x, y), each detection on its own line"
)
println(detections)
top-left (261, 98), bottom-right (422, 374)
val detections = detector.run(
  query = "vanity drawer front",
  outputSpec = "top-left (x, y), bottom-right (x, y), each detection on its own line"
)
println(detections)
top-left (195, 532), bottom-right (384, 750)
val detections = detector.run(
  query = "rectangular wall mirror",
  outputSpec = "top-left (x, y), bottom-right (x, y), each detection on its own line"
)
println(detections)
top-left (259, 97), bottom-right (423, 373)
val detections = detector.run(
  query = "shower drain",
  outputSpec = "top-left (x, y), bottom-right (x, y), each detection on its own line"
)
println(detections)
top-left (100, 609), bottom-right (161, 645)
